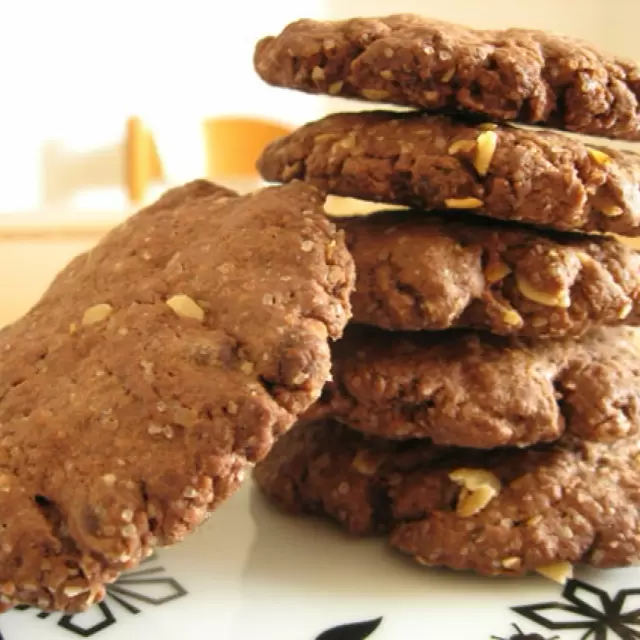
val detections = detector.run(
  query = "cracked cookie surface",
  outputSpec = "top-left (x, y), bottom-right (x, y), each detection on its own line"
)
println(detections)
top-left (0, 179), bottom-right (354, 612)
top-left (258, 110), bottom-right (640, 236)
top-left (305, 324), bottom-right (640, 447)
top-left (339, 209), bottom-right (640, 338)
top-left (255, 420), bottom-right (640, 577)
top-left (255, 14), bottom-right (640, 141)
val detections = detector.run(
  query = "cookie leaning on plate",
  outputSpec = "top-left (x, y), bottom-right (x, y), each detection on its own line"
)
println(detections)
top-left (254, 14), bottom-right (640, 141)
top-left (258, 111), bottom-right (640, 235)
top-left (0, 179), bottom-right (354, 612)
top-left (340, 209), bottom-right (640, 338)
top-left (306, 324), bottom-right (640, 448)
top-left (255, 419), bottom-right (640, 578)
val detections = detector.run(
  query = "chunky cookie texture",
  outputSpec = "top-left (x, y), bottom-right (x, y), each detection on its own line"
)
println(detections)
top-left (340, 209), bottom-right (640, 338)
top-left (254, 14), bottom-right (640, 141)
top-left (0, 179), bottom-right (354, 612)
top-left (258, 111), bottom-right (640, 235)
top-left (255, 420), bottom-right (640, 577)
top-left (306, 324), bottom-right (640, 448)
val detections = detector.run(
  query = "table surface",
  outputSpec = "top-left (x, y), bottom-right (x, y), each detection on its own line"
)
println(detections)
top-left (0, 237), bottom-right (99, 326)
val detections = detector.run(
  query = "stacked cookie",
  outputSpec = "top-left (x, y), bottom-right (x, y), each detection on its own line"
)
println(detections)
top-left (252, 14), bottom-right (640, 580)
top-left (0, 181), bottom-right (355, 612)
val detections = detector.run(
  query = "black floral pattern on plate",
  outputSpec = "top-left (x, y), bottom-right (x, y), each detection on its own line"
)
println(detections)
top-left (314, 578), bottom-right (640, 639)
top-left (315, 617), bottom-right (382, 640)
top-left (512, 578), bottom-right (640, 639)
top-left (1, 571), bottom-right (639, 638)
top-left (1, 552), bottom-right (186, 638)
top-left (491, 623), bottom-right (559, 639)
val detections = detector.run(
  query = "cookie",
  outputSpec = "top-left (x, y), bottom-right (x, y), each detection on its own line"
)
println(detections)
top-left (340, 209), bottom-right (640, 338)
top-left (306, 324), bottom-right (640, 448)
top-left (255, 420), bottom-right (640, 577)
top-left (258, 110), bottom-right (640, 235)
top-left (0, 179), bottom-right (354, 612)
top-left (254, 14), bottom-right (640, 141)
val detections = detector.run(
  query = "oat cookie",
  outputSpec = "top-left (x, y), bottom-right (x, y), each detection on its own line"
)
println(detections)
top-left (254, 14), bottom-right (640, 141)
top-left (0, 179), bottom-right (354, 612)
top-left (255, 420), bottom-right (640, 577)
top-left (340, 209), bottom-right (640, 338)
top-left (306, 324), bottom-right (640, 447)
top-left (258, 111), bottom-right (640, 235)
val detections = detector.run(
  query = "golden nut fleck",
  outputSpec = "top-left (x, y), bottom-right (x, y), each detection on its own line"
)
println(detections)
top-left (63, 585), bottom-right (90, 599)
top-left (240, 361), bottom-right (255, 375)
top-left (587, 147), bottom-right (612, 166)
top-left (379, 69), bottom-right (393, 80)
top-left (449, 468), bottom-right (501, 518)
top-left (0, 475), bottom-right (11, 492)
top-left (601, 203), bottom-right (624, 217)
top-left (527, 514), bottom-right (544, 527)
top-left (361, 89), bottom-right (390, 101)
top-left (455, 485), bottom-right (497, 517)
top-left (474, 130), bottom-right (498, 177)
top-left (448, 139), bottom-right (476, 155)
top-left (328, 81), bottom-right (344, 95)
top-left (449, 468), bottom-right (501, 491)
top-left (166, 295), bottom-right (205, 322)
top-left (281, 162), bottom-right (302, 181)
top-left (485, 291), bottom-right (523, 328)
top-left (82, 303), bottom-right (114, 326)
top-left (352, 450), bottom-right (384, 476)
top-left (311, 66), bottom-right (325, 82)
top-left (338, 133), bottom-right (357, 150)
top-left (619, 300), bottom-right (633, 320)
top-left (444, 197), bottom-right (483, 209)
top-left (484, 256), bottom-right (511, 285)
top-left (516, 275), bottom-right (571, 308)
top-left (441, 67), bottom-right (455, 82)
top-left (536, 561), bottom-right (574, 584)
top-left (575, 251), bottom-right (594, 266)
top-left (501, 556), bottom-right (522, 569)
top-left (478, 122), bottom-right (498, 131)
top-left (503, 308), bottom-right (524, 327)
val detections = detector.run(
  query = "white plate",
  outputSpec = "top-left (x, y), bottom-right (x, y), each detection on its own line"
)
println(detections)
top-left (1, 480), bottom-right (638, 640)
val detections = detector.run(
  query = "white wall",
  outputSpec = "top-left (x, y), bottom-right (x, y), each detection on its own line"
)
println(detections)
top-left (0, 0), bottom-right (325, 212)
top-left (0, 0), bottom-right (635, 213)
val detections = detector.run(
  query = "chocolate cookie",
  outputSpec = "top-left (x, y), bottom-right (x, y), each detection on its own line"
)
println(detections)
top-left (258, 111), bottom-right (640, 235)
top-left (307, 324), bottom-right (640, 448)
top-left (0, 179), bottom-right (354, 612)
top-left (255, 420), bottom-right (640, 577)
top-left (340, 209), bottom-right (640, 338)
top-left (254, 14), bottom-right (640, 141)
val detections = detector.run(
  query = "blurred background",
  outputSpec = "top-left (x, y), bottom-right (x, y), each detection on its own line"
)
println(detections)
top-left (0, 0), bottom-right (636, 323)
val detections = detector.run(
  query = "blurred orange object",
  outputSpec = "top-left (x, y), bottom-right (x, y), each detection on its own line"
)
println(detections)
top-left (125, 116), bottom-right (164, 204)
top-left (203, 117), bottom-right (292, 177)
top-left (124, 116), bottom-right (292, 204)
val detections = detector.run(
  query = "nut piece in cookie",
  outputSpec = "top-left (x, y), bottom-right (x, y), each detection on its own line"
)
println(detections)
top-left (339, 209), bottom-right (640, 339)
top-left (258, 111), bottom-right (640, 236)
top-left (255, 420), bottom-right (640, 577)
top-left (0, 179), bottom-right (354, 612)
top-left (306, 324), bottom-right (640, 448)
top-left (254, 14), bottom-right (640, 141)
